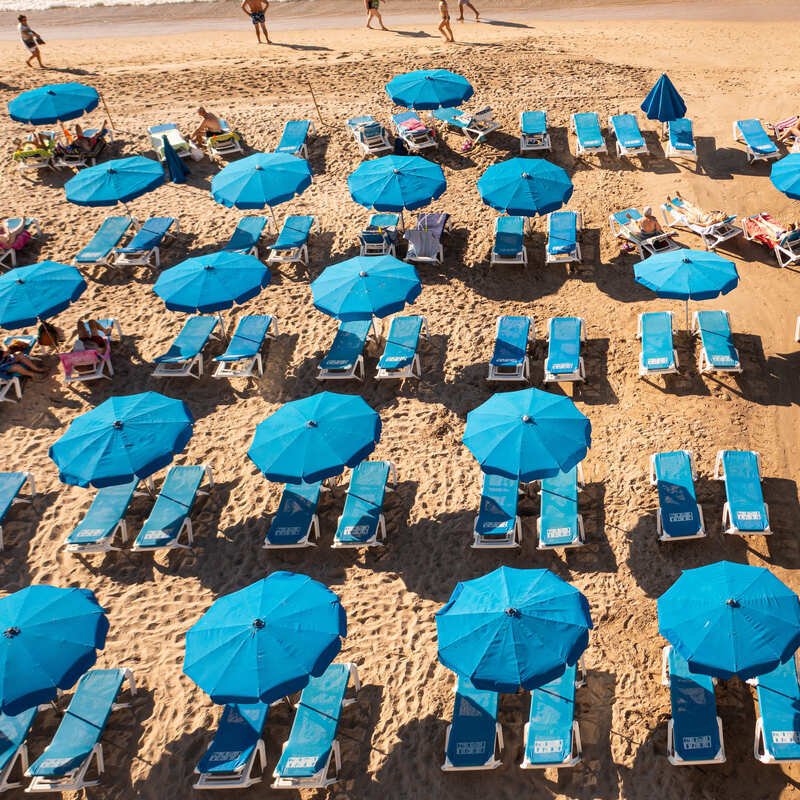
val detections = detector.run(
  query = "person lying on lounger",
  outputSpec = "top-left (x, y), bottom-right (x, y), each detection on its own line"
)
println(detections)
top-left (670, 192), bottom-right (728, 226)
top-left (777, 122), bottom-right (800, 143)
top-left (73, 319), bottom-right (112, 351)
top-left (628, 207), bottom-right (663, 238)
top-left (192, 108), bottom-right (224, 144)
top-left (0, 219), bottom-right (29, 250)
top-left (0, 346), bottom-right (46, 379)
top-left (67, 121), bottom-right (109, 152)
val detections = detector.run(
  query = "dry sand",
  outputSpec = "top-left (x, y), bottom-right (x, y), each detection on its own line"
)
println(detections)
top-left (1, 2), bottom-right (800, 798)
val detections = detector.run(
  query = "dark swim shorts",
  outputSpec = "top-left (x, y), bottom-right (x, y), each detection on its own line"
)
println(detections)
top-left (250, 11), bottom-right (265, 23)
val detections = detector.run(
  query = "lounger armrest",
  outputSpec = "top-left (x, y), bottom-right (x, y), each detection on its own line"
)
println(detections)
top-left (387, 462), bottom-right (399, 488)
top-left (661, 645), bottom-right (671, 686)
top-left (712, 450), bottom-right (725, 480)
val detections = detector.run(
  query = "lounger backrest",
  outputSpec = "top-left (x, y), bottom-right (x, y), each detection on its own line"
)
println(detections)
top-left (612, 208), bottom-right (642, 227)
top-left (149, 123), bottom-right (178, 136)
top-left (337, 461), bottom-right (390, 543)
top-left (348, 115), bottom-right (375, 129)
top-left (360, 123), bottom-right (385, 142)
top-left (137, 466), bottom-right (205, 546)
top-left (610, 114), bottom-right (644, 147)
top-left (267, 481), bottom-right (322, 545)
top-left (475, 473), bottom-right (519, 537)
top-left (224, 217), bottom-right (268, 252)
top-left (669, 118), bottom-right (695, 149)
top-left (548, 211), bottom-right (578, 254)
top-left (526, 663), bottom-right (577, 766)
top-left (27, 669), bottom-right (124, 777)
top-left (160, 316), bottom-right (219, 361)
top-left (276, 120), bottom-right (311, 153)
top-left (219, 315), bottom-right (272, 361)
top-left (414, 213), bottom-right (448, 238)
top-left (668, 648), bottom-right (721, 763)
top-left (404, 229), bottom-right (439, 259)
top-left (68, 478), bottom-right (138, 545)
top-left (521, 110), bottom-right (547, 135)
top-left (120, 217), bottom-right (174, 252)
top-left (274, 663), bottom-right (350, 779)
top-left (547, 317), bottom-right (582, 374)
top-left (491, 315), bottom-right (529, 367)
top-left (737, 119), bottom-right (778, 153)
top-left (274, 215), bottom-right (314, 250)
top-left (640, 312), bottom-right (675, 371)
top-left (653, 451), bottom-right (701, 539)
top-left (393, 111), bottom-right (420, 127)
top-left (76, 217), bottom-right (131, 262)
top-left (494, 216), bottom-right (525, 256)
top-left (433, 107), bottom-right (465, 127)
top-left (756, 658), bottom-right (800, 761)
top-left (320, 319), bottom-right (372, 371)
top-left (369, 213), bottom-right (400, 230)
top-left (0, 473), bottom-right (27, 521)
top-left (0, 707), bottom-right (36, 774)
top-left (540, 466), bottom-right (579, 546)
top-left (696, 311), bottom-right (738, 368)
top-left (720, 450), bottom-right (767, 531)
top-left (782, 229), bottom-right (800, 246)
top-left (379, 316), bottom-right (423, 369)
top-left (446, 676), bottom-right (499, 769)
top-left (573, 113), bottom-right (603, 146)
top-left (197, 703), bottom-right (269, 775)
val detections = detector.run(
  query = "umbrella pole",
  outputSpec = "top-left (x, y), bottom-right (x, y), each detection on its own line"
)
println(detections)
top-left (99, 92), bottom-right (116, 136)
top-left (306, 79), bottom-right (324, 128)
top-left (685, 299), bottom-right (689, 332)
top-left (267, 205), bottom-right (278, 235)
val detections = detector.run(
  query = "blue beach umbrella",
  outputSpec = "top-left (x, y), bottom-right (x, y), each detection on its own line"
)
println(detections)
top-left (184, 571), bottom-right (347, 704)
top-left (463, 388), bottom-right (590, 482)
top-left (211, 152), bottom-right (312, 210)
top-left (311, 255), bottom-right (421, 321)
top-left (248, 392), bottom-right (381, 484)
top-left (49, 391), bottom-right (193, 488)
top-left (436, 566), bottom-right (593, 692)
top-left (477, 158), bottom-right (573, 217)
top-left (348, 155), bottom-right (446, 212)
top-left (0, 261), bottom-right (85, 329)
top-left (0, 585), bottom-right (108, 714)
top-left (658, 561), bottom-right (800, 680)
top-left (153, 251), bottom-right (270, 313)
top-left (65, 156), bottom-right (165, 207)
top-left (641, 73), bottom-right (687, 122)
top-left (385, 69), bottom-right (473, 110)
top-left (8, 82), bottom-right (99, 125)
top-left (770, 154), bottom-right (800, 200)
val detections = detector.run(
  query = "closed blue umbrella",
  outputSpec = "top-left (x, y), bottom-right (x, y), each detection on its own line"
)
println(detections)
top-left (163, 136), bottom-right (188, 184)
top-left (641, 73), bottom-right (687, 122)
top-left (211, 152), bottom-right (311, 210)
top-left (65, 156), bottom-right (165, 206)
top-left (385, 69), bottom-right (473, 110)
top-left (49, 391), bottom-right (193, 488)
top-left (0, 585), bottom-right (108, 714)
top-left (248, 391), bottom-right (380, 484)
top-left (658, 561), bottom-right (800, 680)
top-left (771, 154), bottom-right (800, 200)
top-left (437, 566), bottom-right (593, 692)
top-left (477, 158), bottom-right (573, 217)
top-left (153, 251), bottom-right (270, 313)
top-left (311, 255), bottom-right (421, 321)
top-left (0, 261), bottom-right (85, 329)
top-left (184, 571), bottom-right (346, 704)
top-left (463, 388), bottom-right (590, 482)
top-left (348, 155), bottom-right (446, 212)
top-left (8, 82), bottom-right (99, 125)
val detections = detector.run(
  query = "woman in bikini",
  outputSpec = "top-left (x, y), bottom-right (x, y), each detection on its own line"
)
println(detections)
top-left (439, 0), bottom-right (454, 42)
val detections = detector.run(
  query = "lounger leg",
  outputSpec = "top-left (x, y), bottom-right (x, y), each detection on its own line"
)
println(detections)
top-left (255, 353), bottom-right (263, 377)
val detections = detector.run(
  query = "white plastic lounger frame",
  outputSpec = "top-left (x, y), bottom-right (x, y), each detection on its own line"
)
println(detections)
top-left (713, 449), bottom-right (771, 535)
top-left (691, 310), bottom-right (742, 374)
top-left (0, 376), bottom-right (23, 404)
top-left (0, 736), bottom-right (30, 792)
top-left (543, 317), bottom-right (586, 383)
top-left (0, 218), bottom-right (41, 270)
top-left (649, 452), bottom-right (706, 542)
top-left (193, 741), bottom-right (266, 790)
top-left (152, 324), bottom-right (222, 379)
top-left (213, 318), bottom-right (278, 379)
top-left (636, 311), bottom-right (679, 377)
top-left (609, 114), bottom-right (649, 158)
top-left (317, 318), bottom-right (381, 382)
top-left (0, 472), bottom-right (35, 552)
top-left (733, 120), bottom-right (780, 164)
top-left (795, 316), bottom-right (800, 344)
top-left (347, 118), bottom-right (391, 157)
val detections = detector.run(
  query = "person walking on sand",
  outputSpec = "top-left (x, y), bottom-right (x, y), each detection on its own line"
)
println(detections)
top-left (438, 0), bottom-right (454, 42)
top-left (17, 15), bottom-right (44, 68)
top-left (241, 0), bottom-right (271, 44)
top-left (365, 0), bottom-right (388, 30)
top-left (457, 0), bottom-right (479, 22)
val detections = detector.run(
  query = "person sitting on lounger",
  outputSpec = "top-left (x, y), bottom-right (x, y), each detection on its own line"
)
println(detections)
top-left (777, 122), bottom-right (800, 143)
top-left (73, 319), bottom-right (112, 352)
top-left (629, 207), bottom-right (663, 238)
top-left (0, 219), bottom-right (29, 250)
top-left (68, 121), bottom-right (109, 152)
top-left (0, 345), bottom-right (45, 379)
top-left (192, 108), bottom-right (224, 144)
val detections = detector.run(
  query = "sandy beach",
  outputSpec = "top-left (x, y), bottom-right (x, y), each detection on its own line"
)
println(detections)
top-left (1, 0), bottom-right (800, 798)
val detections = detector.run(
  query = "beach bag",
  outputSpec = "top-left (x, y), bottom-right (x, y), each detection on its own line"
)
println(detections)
top-left (37, 321), bottom-right (64, 349)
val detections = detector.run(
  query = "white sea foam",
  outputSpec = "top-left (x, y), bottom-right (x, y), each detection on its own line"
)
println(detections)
top-left (1, 0), bottom-right (290, 12)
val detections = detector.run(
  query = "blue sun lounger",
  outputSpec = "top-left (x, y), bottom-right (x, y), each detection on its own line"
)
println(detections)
top-left (0, 335), bottom-right (36, 403)
top-left (272, 663), bottom-right (360, 789)
top-left (333, 461), bottom-right (397, 548)
top-left (376, 315), bottom-right (428, 380)
top-left (649, 451), bottom-right (705, 542)
top-left (441, 676), bottom-right (503, 771)
top-left (223, 217), bottom-right (269, 256)
top-left (392, 111), bottom-right (437, 152)
top-left (153, 315), bottom-right (220, 378)
top-left (276, 119), bottom-right (316, 159)
top-left (490, 216), bottom-right (527, 265)
top-left (638, 311), bottom-right (678, 377)
top-left (0, 707), bottom-right (37, 792)
top-left (360, 212), bottom-right (401, 257)
top-left (214, 315), bottom-right (276, 379)
top-left (65, 478), bottom-right (140, 554)
top-left (318, 319), bottom-right (378, 382)
top-left (714, 449), bottom-right (770, 534)
top-left (132, 465), bottom-right (213, 551)
top-left (74, 216), bottom-right (132, 268)
top-left (487, 315), bottom-right (532, 382)
top-left (347, 115), bottom-right (392, 157)
top-left (194, 703), bottom-right (270, 789)
top-left (546, 211), bottom-right (582, 266)
top-left (404, 212), bottom-right (451, 264)
top-left (570, 112), bottom-right (607, 156)
top-left (666, 118), bottom-right (697, 161)
top-left (692, 310), bottom-right (742, 374)
top-left (750, 658), bottom-right (800, 764)
top-left (538, 465), bottom-right (585, 549)
top-left (472, 473), bottom-right (522, 548)
top-left (114, 217), bottom-right (178, 268)
top-left (264, 481), bottom-right (324, 549)
top-left (432, 106), bottom-right (499, 142)
top-left (0, 471), bottom-right (35, 551)
top-left (733, 119), bottom-right (780, 164)
top-left (267, 215), bottom-right (314, 267)
top-left (520, 110), bottom-right (551, 152)
top-left (662, 646), bottom-right (725, 766)
top-left (26, 668), bottom-right (137, 793)
top-left (609, 113), bottom-right (648, 158)
top-left (544, 317), bottom-right (586, 383)
top-left (521, 662), bottom-right (584, 768)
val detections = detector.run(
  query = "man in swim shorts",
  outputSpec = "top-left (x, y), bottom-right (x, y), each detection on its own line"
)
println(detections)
top-left (457, 0), bottom-right (479, 21)
top-left (241, 0), bottom-right (271, 44)
top-left (365, 0), bottom-right (388, 30)
top-left (18, 15), bottom-right (44, 68)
